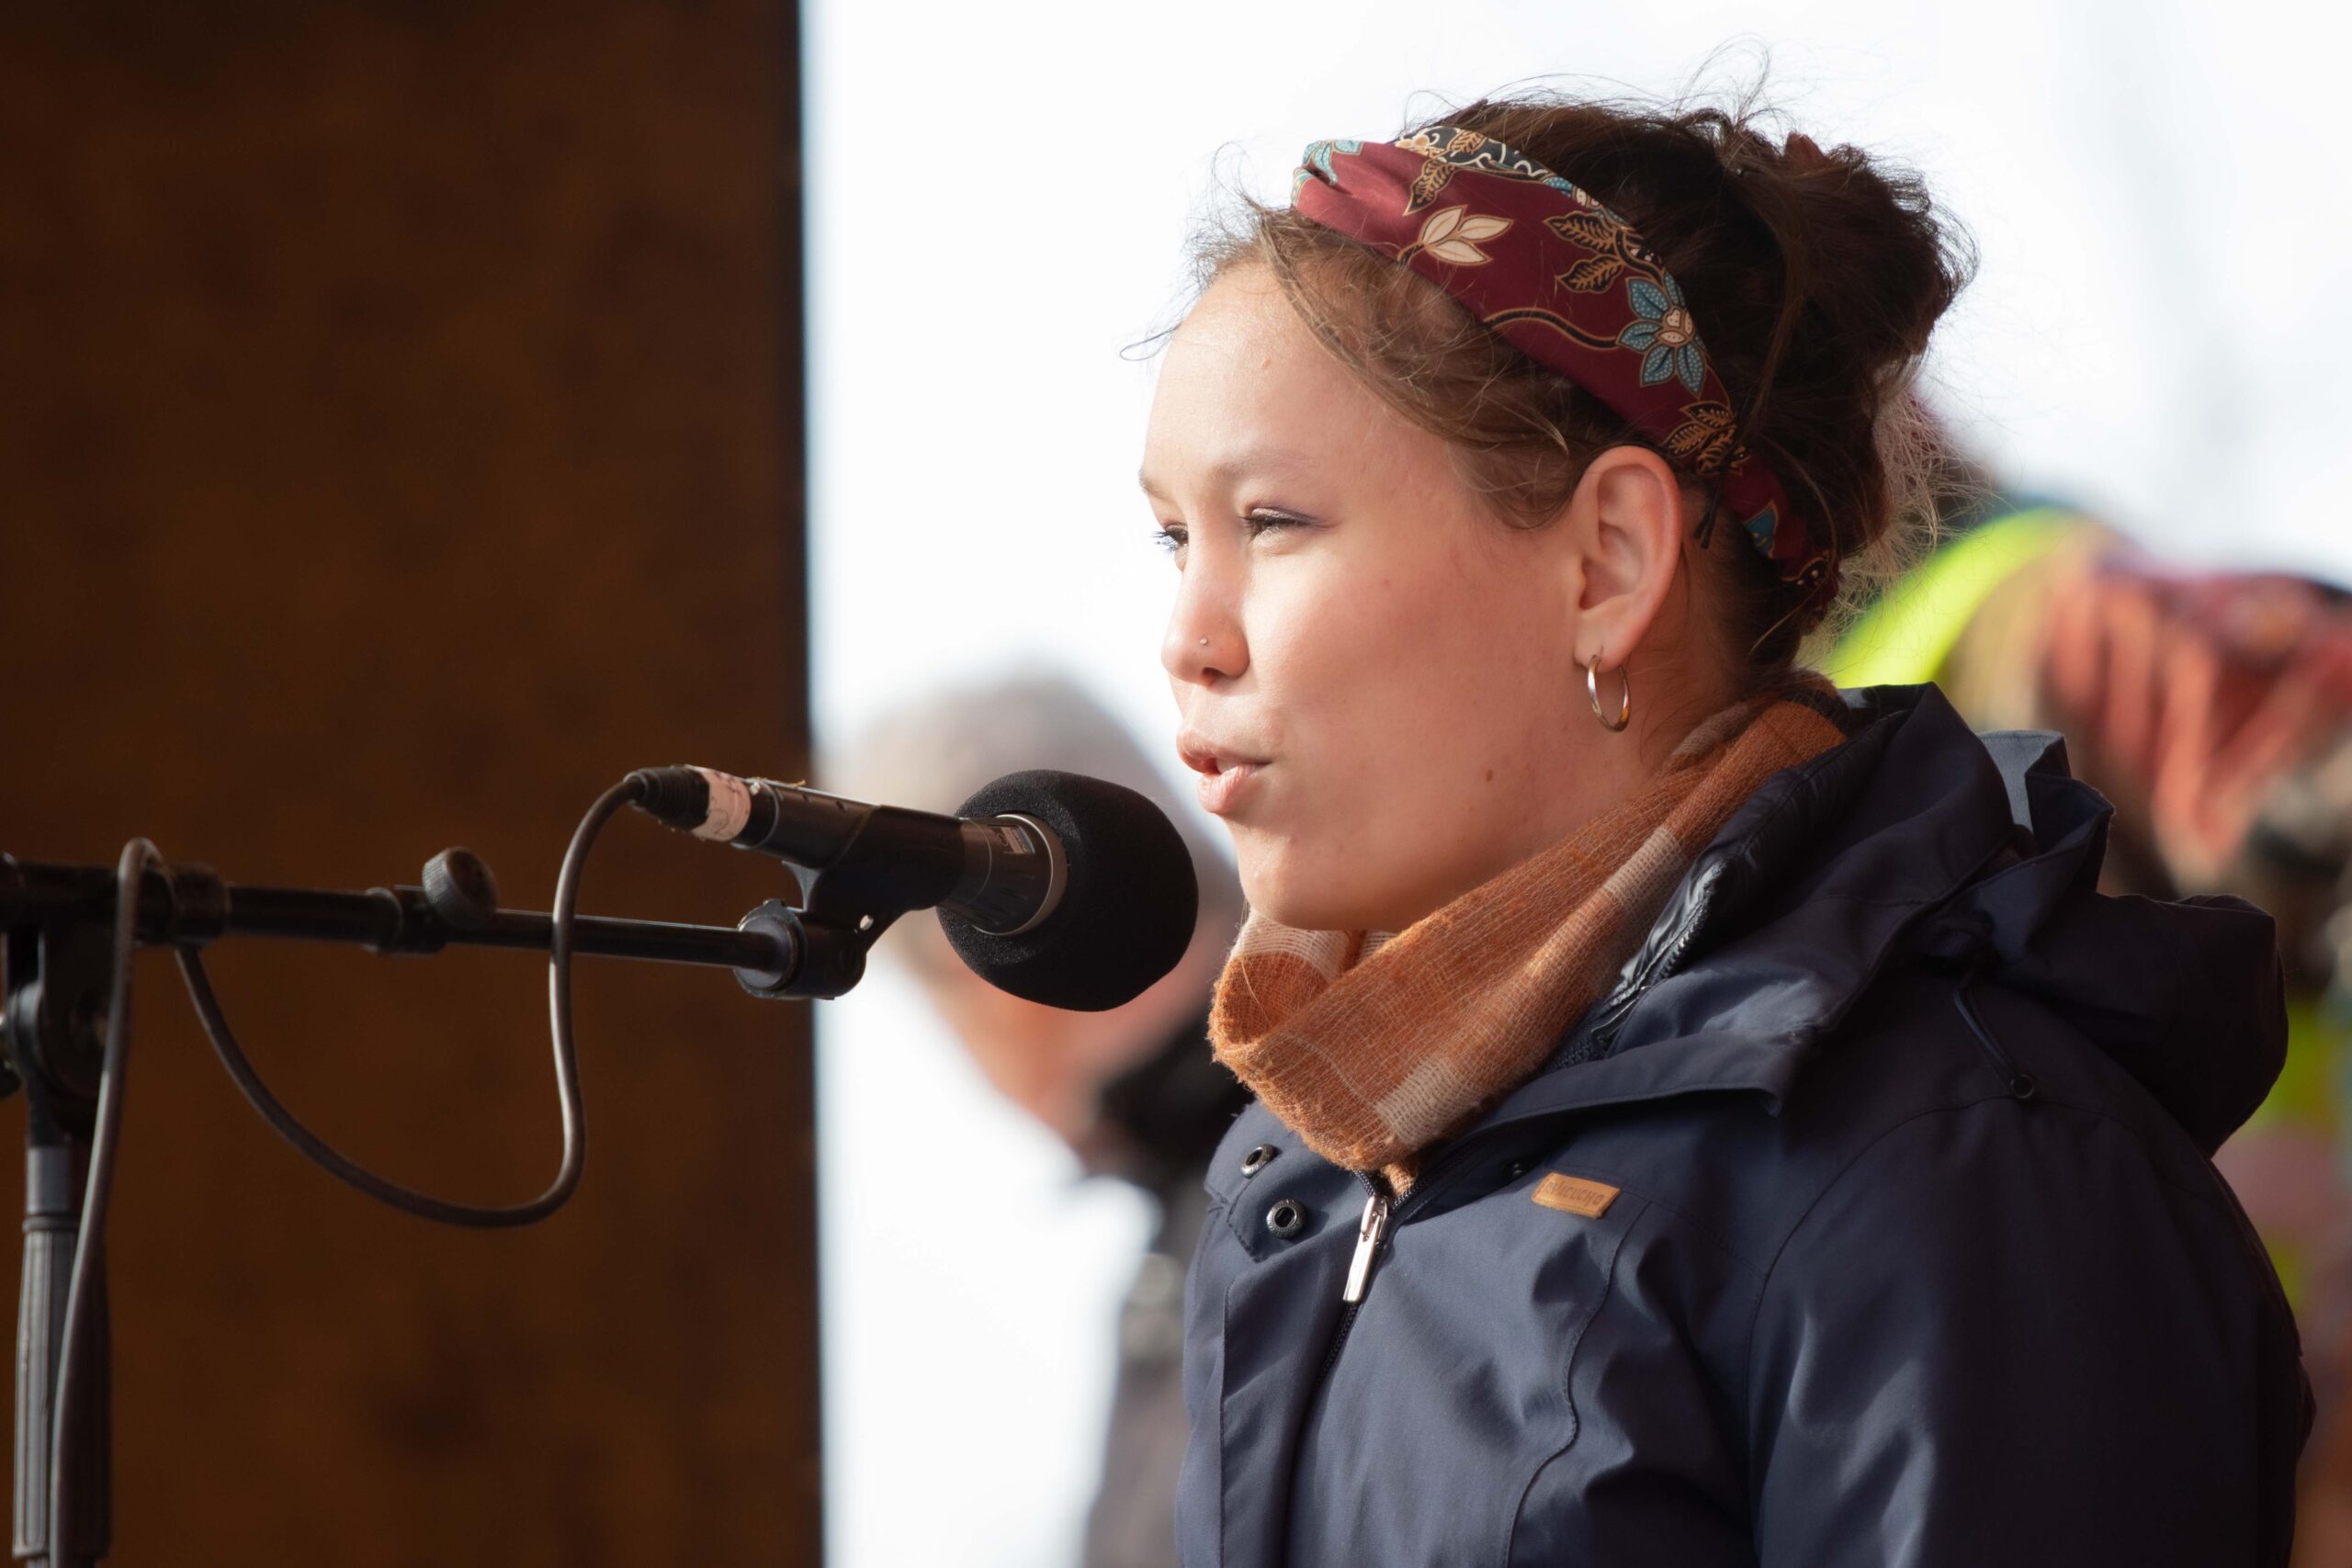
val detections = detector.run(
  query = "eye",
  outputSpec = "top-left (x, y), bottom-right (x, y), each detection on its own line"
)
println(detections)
top-left (1152, 524), bottom-right (1188, 558)
top-left (1244, 509), bottom-right (1310, 536)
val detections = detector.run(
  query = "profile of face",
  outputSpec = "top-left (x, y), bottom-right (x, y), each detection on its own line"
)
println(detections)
top-left (1141, 265), bottom-right (1693, 933)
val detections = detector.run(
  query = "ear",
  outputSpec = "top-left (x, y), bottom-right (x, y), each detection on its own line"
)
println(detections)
top-left (1566, 445), bottom-right (1685, 674)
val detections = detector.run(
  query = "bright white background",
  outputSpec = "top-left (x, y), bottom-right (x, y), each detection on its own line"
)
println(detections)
top-left (805, 5), bottom-right (2352, 1564)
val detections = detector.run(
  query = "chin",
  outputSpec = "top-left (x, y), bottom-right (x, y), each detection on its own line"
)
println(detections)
top-left (1238, 843), bottom-right (1394, 934)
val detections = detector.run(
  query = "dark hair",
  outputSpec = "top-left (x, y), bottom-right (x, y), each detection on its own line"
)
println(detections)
top-left (1169, 82), bottom-right (1978, 693)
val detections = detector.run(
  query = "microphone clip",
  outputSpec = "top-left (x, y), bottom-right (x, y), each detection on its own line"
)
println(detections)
top-left (722, 815), bottom-right (939, 1002)
top-left (729, 897), bottom-right (875, 1002)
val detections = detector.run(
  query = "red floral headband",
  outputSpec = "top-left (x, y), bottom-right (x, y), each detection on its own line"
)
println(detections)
top-left (1290, 126), bottom-right (1838, 615)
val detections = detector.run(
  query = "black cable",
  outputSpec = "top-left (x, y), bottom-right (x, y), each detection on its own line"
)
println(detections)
top-left (173, 775), bottom-right (640, 1226)
top-left (31, 778), bottom-right (643, 1564)
top-left (51, 837), bottom-right (160, 1567)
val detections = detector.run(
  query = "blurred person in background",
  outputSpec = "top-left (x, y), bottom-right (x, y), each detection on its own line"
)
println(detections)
top-left (827, 670), bottom-right (1246, 1568)
top-left (1824, 479), bottom-right (2352, 1562)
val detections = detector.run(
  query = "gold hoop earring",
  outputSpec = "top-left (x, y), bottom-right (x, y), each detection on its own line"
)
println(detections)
top-left (1586, 654), bottom-right (1631, 732)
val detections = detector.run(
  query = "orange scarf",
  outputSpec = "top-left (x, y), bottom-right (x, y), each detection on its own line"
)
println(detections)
top-left (1208, 682), bottom-right (1850, 1192)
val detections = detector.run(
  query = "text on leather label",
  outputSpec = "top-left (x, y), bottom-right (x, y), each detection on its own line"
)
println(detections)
top-left (1532, 1173), bottom-right (1619, 1218)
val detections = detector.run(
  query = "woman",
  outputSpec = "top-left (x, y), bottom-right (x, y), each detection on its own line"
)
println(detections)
top-left (1137, 91), bottom-right (2312, 1565)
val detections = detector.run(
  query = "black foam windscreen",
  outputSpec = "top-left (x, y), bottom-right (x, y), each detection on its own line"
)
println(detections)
top-left (941, 769), bottom-right (1199, 1011)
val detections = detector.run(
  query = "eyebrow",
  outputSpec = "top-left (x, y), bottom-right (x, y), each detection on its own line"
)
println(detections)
top-left (1137, 448), bottom-right (1311, 502)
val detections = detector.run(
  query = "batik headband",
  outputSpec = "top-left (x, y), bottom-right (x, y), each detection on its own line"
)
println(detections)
top-left (1290, 126), bottom-right (1838, 615)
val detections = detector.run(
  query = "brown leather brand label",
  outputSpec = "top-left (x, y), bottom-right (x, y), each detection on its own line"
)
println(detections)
top-left (1532, 1173), bottom-right (1620, 1218)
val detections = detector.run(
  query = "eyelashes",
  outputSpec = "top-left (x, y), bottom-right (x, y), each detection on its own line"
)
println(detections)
top-left (1151, 512), bottom-right (1310, 558)
top-left (1244, 511), bottom-right (1311, 535)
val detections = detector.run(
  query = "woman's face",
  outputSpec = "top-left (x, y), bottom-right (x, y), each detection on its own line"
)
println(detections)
top-left (1141, 265), bottom-right (1616, 932)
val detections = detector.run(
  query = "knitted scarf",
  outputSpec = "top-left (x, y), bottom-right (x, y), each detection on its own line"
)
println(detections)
top-left (1207, 681), bottom-right (1850, 1193)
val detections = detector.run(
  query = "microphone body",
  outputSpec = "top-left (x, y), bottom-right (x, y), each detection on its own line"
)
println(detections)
top-left (628, 766), bottom-right (1064, 936)
top-left (627, 763), bottom-right (1199, 1011)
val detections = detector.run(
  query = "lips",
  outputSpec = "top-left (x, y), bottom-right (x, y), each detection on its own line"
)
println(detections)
top-left (1194, 760), bottom-right (1264, 816)
top-left (1177, 730), bottom-right (1271, 818)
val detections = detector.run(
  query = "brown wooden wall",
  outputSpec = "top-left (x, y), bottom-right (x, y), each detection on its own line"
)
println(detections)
top-left (0, 4), bottom-right (819, 1562)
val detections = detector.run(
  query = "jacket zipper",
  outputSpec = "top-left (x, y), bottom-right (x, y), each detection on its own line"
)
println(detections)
top-left (1341, 1185), bottom-right (1392, 1303)
top-left (1589, 875), bottom-right (1719, 1051)
top-left (1294, 1134), bottom-right (1532, 1451)
top-left (1310, 1173), bottom-right (1392, 1392)
top-left (1310, 1133), bottom-right (1481, 1386)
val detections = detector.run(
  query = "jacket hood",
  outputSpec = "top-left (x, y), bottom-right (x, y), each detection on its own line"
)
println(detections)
top-left (1481, 682), bottom-right (2286, 1157)
top-left (1909, 713), bottom-right (2289, 1156)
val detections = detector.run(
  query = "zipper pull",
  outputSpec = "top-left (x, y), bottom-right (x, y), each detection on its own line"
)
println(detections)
top-left (1341, 1190), bottom-right (1391, 1304)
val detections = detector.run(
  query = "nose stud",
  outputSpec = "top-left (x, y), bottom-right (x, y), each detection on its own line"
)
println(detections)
top-left (1198, 637), bottom-right (1209, 647)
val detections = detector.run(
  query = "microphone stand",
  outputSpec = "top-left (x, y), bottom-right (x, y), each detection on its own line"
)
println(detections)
top-left (0, 842), bottom-right (873, 1567)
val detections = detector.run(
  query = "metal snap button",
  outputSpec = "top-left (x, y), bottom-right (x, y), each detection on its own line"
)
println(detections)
top-left (1240, 1143), bottom-right (1278, 1177)
top-left (1505, 1157), bottom-right (1533, 1180)
top-left (1265, 1198), bottom-right (1307, 1238)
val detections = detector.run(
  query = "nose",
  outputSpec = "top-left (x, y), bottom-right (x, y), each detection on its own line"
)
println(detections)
top-left (1162, 567), bottom-right (1246, 687)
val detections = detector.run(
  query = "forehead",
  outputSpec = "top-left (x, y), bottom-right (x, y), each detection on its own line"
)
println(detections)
top-left (1159, 267), bottom-right (1321, 384)
top-left (1139, 271), bottom-right (1396, 493)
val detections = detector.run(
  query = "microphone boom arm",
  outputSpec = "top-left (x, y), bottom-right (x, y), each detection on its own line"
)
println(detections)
top-left (0, 826), bottom-right (813, 1567)
top-left (0, 853), bottom-right (797, 979)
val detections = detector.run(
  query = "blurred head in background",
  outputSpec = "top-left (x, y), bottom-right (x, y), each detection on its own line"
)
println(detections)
top-left (826, 670), bottom-right (1245, 1176)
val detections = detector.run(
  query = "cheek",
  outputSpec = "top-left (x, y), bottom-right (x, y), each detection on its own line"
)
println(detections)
top-left (1268, 548), bottom-right (1563, 801)
top-left (1238, 544), bottom-right (1570, 926)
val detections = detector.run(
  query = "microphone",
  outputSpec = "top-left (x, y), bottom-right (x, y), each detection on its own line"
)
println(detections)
top-left (627, 765), bottom-right (1198, 1010)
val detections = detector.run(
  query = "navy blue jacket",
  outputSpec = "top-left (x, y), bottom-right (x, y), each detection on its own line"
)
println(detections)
top-left (1178, 682), bottom-right (2312, 1566)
